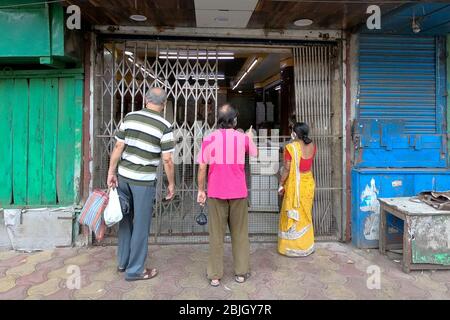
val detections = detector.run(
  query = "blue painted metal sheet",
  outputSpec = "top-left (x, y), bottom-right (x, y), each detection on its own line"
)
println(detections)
top-left (356, 35), bottom-right (447, 168)
top-left (352, 168), bottom-right (450, 248)
top-left (359, 35), bottom-right (438, 134)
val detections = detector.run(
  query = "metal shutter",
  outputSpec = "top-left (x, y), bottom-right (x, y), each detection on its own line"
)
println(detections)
top-left (359, 35), bottom-right (438, 134)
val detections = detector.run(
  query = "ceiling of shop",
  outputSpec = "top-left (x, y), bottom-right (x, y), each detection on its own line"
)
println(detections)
top-left (194, 0), bottom-right (259, 28)
top-left (63, 0), bottom-right (419, 31)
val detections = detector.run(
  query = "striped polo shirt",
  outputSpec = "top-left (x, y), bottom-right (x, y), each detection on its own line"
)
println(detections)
top-left (114, 108), bottom-right (175, 185)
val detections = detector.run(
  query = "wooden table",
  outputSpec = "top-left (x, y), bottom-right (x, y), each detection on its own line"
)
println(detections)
top-left (378, 197), bottom-right (450, 273)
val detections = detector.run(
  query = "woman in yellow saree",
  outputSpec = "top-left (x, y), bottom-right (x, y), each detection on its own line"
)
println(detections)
top-left (278, 122), bottom-right (316, 257)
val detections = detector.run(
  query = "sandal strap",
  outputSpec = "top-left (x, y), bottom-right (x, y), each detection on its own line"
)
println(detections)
top-left (143, 268), bottom-right (158, 279)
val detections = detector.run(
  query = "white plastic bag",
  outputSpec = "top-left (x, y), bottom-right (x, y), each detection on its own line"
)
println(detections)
top-left (104, 188), bottom-right (123, 227)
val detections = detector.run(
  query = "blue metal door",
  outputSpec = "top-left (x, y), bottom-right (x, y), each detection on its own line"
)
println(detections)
top-left (356, 35), bottom-right (447, 168)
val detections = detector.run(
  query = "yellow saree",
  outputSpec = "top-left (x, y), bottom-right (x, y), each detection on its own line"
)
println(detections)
top-left (278, 141), bottom-right (315, 257)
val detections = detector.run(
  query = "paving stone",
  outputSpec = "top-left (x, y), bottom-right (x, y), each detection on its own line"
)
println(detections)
top-left (44, 288), bottom-right (74, 300)
top-left (271, 279), bottom-right (308, 299)
top-left (324, 283), bottom-right (357, 300)
top-left (6, 260), bottom-right (38, 278)
top-left (0, 285), bottom-right (30, 300)
top-left (73, 280), bottom-right (107, 300)
top-left (0, 275), bottom-right (16, 293)
top-left (89, 266), bottom-right (120, 282)
top-left (35, 257), bottom-right (66, 272)
top-left (395, 281), bottom-right (432, 300)
top-left (304, 287), bottom-right (327, 300)
top-left (316, 269), bottom-right (348, 285)
top-left (0, 255), bottom-right (27, 268)
top-left (413, 274), bottom-right (449, 295)
top-left (47, 265), bottom-right (74, 281)
top-left (27, 278), bottom-right (61, 297)
top-left (105, 278), bottom-right (135, 291)
top-left (15, 269), bottom-right (48, 286)
top-left (122, 285), bottom-right (154, 300)
top-left (0, 250), bottom-right (20, 260)
top-left (249, 285), bottom-right (281, 300)
top-left (178, 272), bottom-right (210, 289)
top-left (429, 270), bottom-right (450, 284)
top-left (0, 242), bottom-right (449, 300)
top-left (175, 288), bottom-right (202, 299)
top-left (64, 252), bottom-right (92, 266)
top-left (25, 294), bottom-right (44, 300)
top-left (98, 288), bottom-right (124, 300)
top-left (26, 251), bottom-right (54, 264)
top-left (345, 277), bottom-right (381, 300)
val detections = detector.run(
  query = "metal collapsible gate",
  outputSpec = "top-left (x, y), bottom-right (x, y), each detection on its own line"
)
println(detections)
top-left (293, 45), bottom-right (342, 240)
top-left (93, 40), bottom-right (342, 243)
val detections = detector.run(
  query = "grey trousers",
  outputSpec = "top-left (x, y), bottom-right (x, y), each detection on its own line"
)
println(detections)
top-left (117, 177), bottom-right (155, 277)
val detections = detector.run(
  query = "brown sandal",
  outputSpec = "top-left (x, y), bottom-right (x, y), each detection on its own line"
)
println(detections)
top-left (125, 268), bottom-right (158, 281)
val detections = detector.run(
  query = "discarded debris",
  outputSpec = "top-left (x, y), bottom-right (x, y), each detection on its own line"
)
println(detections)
top-left (347, 259), bottom-right (354, 264)
top-left (394, 260), bottom-right (400, 263)
top-left (223, 285), bottom-right (231, 291)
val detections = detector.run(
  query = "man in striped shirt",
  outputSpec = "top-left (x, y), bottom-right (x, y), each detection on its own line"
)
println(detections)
top-left (107, 87), bottom-right (175, 281)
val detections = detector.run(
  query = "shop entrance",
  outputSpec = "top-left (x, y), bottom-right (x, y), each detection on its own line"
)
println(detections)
top-left (93, 40), bottom-right (343, 243)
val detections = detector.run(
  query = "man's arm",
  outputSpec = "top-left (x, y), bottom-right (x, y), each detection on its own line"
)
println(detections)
top-left (197, 163), bottom-right (207, 205)
top-left (107, 141), bottom-right (125, 187)
top-left (162, 152), bottom-right (175, 200)
top-left (246, 126), bottom-right (258, 157)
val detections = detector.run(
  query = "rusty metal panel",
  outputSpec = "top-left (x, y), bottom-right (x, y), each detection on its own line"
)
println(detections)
top-left (410, 215), bottom-right (450, 265)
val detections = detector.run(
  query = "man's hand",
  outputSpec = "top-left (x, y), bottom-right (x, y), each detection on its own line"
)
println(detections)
top-left (107, 173), bottom-right (118, 188)
top-left (246, 125), bottom-right (254, 139)
top-left (165, 184), bottom-right (175, 200)
top-left (197, 190), bottom-right (207, 206)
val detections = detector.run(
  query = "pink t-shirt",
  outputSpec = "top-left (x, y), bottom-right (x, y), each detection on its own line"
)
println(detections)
top-left (198, 129), bottom-right (257, 199)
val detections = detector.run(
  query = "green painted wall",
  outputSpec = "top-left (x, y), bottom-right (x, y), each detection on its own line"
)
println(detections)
top-left (0, 2), bottom-right (75, 67)
top-left (0, 69), bottom-right (84, 208)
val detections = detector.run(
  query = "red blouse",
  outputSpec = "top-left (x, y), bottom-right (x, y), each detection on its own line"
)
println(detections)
top-left (284, 144), bottom-right (316, 172)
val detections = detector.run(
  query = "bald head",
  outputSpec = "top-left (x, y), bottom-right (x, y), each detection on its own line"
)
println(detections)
top-left (145, 87), bottom-right (167, 111)
top-left (218, 103), bottom-right (238, 129)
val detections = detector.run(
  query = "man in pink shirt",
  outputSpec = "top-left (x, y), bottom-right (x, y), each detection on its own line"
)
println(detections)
top-left (197, 104), bottom-right (257, 287)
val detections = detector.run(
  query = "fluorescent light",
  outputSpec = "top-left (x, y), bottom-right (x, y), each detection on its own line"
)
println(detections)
top-left (246, 59), bottom-right (258, 73)
top-left (233, 58), bottom-right (258, 90)
top-left (232, 71), bottom-right (248, 90)
top-left (274, 85), bottom-right (281, 91)
top-left (177, 73), bottom-right (225, 80)
top-left (130, 14), bottom-right (147, 22)
top-left (125, 51), bottom-right (133, 56)
top-left (294, 19), bottom-right (313, 27)
top-left (158, 50), bottom-right (234, 60)
top-left (160, 50), bottom-right (233, 56)
top-left (238, 90), bottom-right (243, 94)
top-left (159, 55), bottom-right (234, 60)
top-left (128, 57), bottom-right (134, 62)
